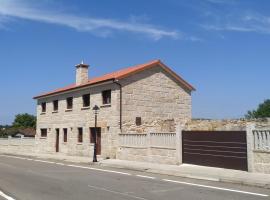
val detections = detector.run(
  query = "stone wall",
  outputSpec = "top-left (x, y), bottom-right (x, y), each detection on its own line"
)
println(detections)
top-left (120, 65), bottom-right (192, 134)
top-left (185, 118), bottom-right (270, 131)
top-left (0, 138), bottom-right (35, 154)
top-left (36, 82), bottom-right (120, 158)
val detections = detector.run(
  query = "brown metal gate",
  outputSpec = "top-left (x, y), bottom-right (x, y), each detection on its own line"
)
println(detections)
top-left (182, 131), bottom-right (248, 171)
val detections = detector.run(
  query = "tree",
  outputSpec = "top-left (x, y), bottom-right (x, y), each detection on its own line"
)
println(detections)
top-left (12, 113), bottom-right (36, 128)
top-left (245, 99), bottom-right (270, 119)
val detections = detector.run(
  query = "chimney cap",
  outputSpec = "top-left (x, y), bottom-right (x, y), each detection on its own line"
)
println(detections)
top-left (75, 60), bottom-right (89, 68)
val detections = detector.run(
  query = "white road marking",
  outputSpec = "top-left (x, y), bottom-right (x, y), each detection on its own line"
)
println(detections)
top-left (87, 167), bottom-right (132, 175)
top-left (0, 155), bottom-right (26, 160)
top-left (162, 179), bottom-right (269, 197)
top-left (0, 190), bottom-right (16, 200)
top-left (66, 164), bottom-right (132, 175)
top-left (150, 187), bottom-right (185, 193)
top-left (34, 160), bottom-right (55, 164)
top-left (0, 155), bottom-right (131, 176)
top-left (55, 162), bottom-right (65, 166)
top-left (88, 185), bottom-right (149, 200)
top-left (136, 175), bottom-right (156, 179)
top-left (1, 154), bottom-right (269, 198)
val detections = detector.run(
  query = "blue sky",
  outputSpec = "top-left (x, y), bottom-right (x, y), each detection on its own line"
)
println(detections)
top-left (0, 0), bottom-right (270, 124)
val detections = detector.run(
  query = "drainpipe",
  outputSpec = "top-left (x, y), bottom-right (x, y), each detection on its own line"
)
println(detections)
top-left (113, 79), bottom-right (122, 131)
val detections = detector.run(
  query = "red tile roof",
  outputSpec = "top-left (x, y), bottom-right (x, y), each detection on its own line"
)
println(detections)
top-left (33, 60), bottom-right (195, 99)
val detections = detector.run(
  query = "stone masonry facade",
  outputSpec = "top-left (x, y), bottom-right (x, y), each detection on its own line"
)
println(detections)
top-left (36, 83), bottom-right (120, 158)
top-left (35, 61), bottom-right (194, 159)
top-left (121, 66), bottom-right (192, 134)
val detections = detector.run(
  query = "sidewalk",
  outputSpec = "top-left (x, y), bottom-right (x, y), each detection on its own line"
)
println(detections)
top-left (3, 152), bottom-right (270, 188)
top-left (99, 159), bottom-right (270, 189)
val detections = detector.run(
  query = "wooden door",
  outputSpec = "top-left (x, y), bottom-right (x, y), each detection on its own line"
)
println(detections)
top-left (90, 128), bottom-right (101, 155)
top-left (56, 129), bottom-right (60, 152)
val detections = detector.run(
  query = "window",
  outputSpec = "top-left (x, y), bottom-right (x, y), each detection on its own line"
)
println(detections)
top-left (136, 117), bottom-right (142, 126)
top-left (63, 128), bottom-right (67, 142)
top-left (41, 129), bottom-right (47, 137)
top-left (102, 90), bottom-right (111, 105)
top-left (53, 100), bottom-right (58, 112)
top-left (66, 97), bottom-right (73, 109)
top-left (78, 128), bottom-right (83, 143)
top-left (82, 94), bottom-right (90, 107)
top-left (41, 102), bottom-right (46, 113)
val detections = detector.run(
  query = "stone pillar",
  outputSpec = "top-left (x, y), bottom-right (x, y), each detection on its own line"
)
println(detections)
top-left (176, 124), bottom-right (183, 165)
top-left (246, 123), bottom-right (255, 172)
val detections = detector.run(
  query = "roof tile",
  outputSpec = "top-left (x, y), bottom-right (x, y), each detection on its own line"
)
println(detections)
top-left (34, 60), bottom-right (195, 99)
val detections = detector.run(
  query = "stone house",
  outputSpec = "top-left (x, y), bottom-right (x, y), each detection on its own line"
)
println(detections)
top-left (33, 60), bottom-right (195, 158)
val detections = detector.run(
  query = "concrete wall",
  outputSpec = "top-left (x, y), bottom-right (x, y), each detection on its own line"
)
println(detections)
top-left (120, 65), bottom-right (192, 134)
top-left (0, 138), bottom-right (35, 154)
top-left (116, 132), bottom-right (180, 165)
top-left (253, 151), bottom-right (270, 174)
top-left (251, 128), bottom-right (270, 174)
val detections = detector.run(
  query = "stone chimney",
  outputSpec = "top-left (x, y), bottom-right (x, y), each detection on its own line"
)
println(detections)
top-left (75, 61), bottom-right (89, 85)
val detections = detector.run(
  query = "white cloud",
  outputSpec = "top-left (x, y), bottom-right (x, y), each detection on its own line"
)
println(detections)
top-left (0, 0), bottom-right (179, 40)
top-left (205, 0), bottom-right (235, 5)
top-left (202, 12), bottom-right (270, 35)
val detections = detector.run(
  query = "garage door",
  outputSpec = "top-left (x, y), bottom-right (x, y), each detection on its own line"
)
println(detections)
top-left (182, 131), bottom-right (248, 171)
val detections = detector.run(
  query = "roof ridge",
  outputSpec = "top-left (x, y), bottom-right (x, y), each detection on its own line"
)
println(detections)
top-left (87, 59), bottom-right (160, 82)
top-left (33, 59), bottom-right (194, 99)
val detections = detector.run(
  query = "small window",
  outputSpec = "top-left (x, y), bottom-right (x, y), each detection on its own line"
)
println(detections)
top-left (82, 94), bottom-right (90, 107)
top-left (102, 90), bottom-right (111, 105)
top-left (53, 100), bottom-right (58, 111)
top-left (66, 97), bottom-right (73, 109)
top-left (63, 128), bottom-right (67, 142)
top-left (41, 129), bottom-right (47, 137)
top-left (41, 102), bottom-right (46, 113)
top-left (136, 117), bottom-right (142, 126)
top-left (78, 128), bottom-right (83, 143)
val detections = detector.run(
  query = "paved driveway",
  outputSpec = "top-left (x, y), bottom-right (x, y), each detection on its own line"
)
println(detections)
top-left (0, 154), bottom-right (269, 200)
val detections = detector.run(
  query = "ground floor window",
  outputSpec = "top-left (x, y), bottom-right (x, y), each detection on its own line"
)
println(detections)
top-left (78, 128), bottom-right (83, 143)
top-left (63, 128), bottom-right (67, 142)
top-left (40, 129), bottom-right (47, 137)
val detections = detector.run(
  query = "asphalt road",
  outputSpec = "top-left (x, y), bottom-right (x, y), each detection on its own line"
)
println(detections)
top-left (0, 154), bottom-right (269, 200)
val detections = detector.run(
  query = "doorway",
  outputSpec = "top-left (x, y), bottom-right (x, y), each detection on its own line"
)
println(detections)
top-left (90, 127), bottom-right (101, 155)
top-left (56, 128), bottom-right (60, 152)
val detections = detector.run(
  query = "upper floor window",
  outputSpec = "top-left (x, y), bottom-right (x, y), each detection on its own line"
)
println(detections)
top-left (53, 100), bottom-right (58, 112)
top-left (78, 128), bottom-right (83, 143)
top-left (82, 94), bottom-right (90, 107)
top-left (41, 102), bottom-right (46, 113)
top-left (102, 90), bottom-right (111, 105)
top-left (66, 97), bottom-right (73, 110)
top-left (41, 128), bottom-right (47, 137)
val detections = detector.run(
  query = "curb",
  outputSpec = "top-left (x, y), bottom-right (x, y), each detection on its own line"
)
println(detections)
top-left (99, 162), bottom-right (270, 189)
